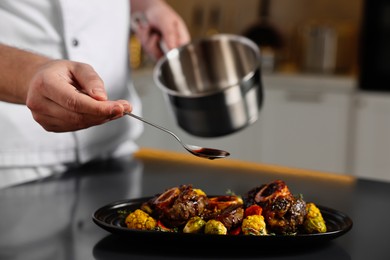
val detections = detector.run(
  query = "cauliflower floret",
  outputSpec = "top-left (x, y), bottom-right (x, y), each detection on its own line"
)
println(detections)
top-left (183, 216), bottom-right (206, 233)
top-left (125, 209), bottom-right (157, 230)
top-left (241, 215), bottom-right (267, 235)
top-left (204, 219), bottom-right (227, 235)
top-left (303, 203), bottom-right (327, 233)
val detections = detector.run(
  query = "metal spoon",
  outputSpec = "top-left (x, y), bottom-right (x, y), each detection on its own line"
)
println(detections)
top-left (124, 112), bottom-right (230, 160)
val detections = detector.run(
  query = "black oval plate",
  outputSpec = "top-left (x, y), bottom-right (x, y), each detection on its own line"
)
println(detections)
top-left (92, 197), bottom-right (353, 247)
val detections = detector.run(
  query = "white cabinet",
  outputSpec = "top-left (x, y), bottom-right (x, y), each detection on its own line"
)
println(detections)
top-left (351, 92), bottom-right (390, 182)
top-left (259, 75), bottom-right (355, 174)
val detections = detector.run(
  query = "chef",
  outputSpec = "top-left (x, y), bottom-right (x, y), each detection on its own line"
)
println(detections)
top-left (0, 0), bottom-right (190, 188)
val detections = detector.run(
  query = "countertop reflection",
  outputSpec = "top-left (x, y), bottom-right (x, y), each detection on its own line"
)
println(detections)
top-left (93, 234), bottom-right (350, 260)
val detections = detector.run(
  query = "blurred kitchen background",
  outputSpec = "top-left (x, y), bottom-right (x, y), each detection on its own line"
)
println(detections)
top-left (131, 0), bottom-right (390, 183)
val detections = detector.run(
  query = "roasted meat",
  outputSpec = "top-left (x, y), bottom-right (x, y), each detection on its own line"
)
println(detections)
top-left (207, 195), bottom-right (243, 211)
top-left (244, 180), bottom-right (307, 234)
top-left (203, 195), bottom-right (244, 231)
top-left (206, 204), bottom-right (244, 230)
top-left (142, 184), bottom-right (208, 228)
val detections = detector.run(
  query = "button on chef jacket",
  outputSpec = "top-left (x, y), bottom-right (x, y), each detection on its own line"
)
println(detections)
top-left (0, 0), bottom-right (144, 169)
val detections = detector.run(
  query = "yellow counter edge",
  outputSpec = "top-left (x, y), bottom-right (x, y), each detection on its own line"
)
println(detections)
top-left (134, 147), bottom-right (355, 184)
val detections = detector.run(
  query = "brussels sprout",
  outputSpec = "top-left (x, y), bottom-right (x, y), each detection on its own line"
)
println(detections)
top-left (204, 219), bottom-right (227, 235)
top-left (183, 216), bottom-right (206, 233)
top-left (303, 203), bottom-right (327, 233)
top-left (140, 203), bottom-right (153, 215)
top-left (242, 215), bottom-right (267, 235)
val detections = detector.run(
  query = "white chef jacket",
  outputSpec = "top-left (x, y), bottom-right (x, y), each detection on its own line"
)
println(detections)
top-left (0, 0), bottom-right (143, 187)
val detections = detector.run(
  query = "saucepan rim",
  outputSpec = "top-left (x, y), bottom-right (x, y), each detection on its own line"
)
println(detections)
top-left (153, 33), bottom-right (261, 98)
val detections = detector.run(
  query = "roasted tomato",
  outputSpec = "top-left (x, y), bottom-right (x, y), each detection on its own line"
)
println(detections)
top-left (244, 204), bottom-right (263, 217)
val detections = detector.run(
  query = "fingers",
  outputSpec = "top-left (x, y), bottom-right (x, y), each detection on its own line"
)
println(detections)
top-left (135, 25), bottom-right (163, 60)
top-left (176, 19), bottom-right (191, 45)
top-left (31, 97), bottom-right (127, 132)
top-left (138, 3), bottom-right (191, 59)
top-left (137, 18), bottom-right (189, 60)
top-left (30, 92), bottom-right (131, 132)
top-left (160, 18), bottom-right (190, 49)
top-left (26, 60), bottom-right (132, 132)
top-left (71, 62), bottom-right (108, 101)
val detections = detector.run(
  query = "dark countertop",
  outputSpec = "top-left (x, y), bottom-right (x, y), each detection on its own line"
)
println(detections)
top-left (0, 148), bottom-right (389, 260)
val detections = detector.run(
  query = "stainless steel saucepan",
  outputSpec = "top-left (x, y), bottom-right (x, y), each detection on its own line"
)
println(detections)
top-left (153, 34), bottom-right (263, 137)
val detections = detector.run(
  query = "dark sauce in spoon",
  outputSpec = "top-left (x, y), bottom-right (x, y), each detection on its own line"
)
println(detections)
top-left (193, 148), bottom-right (230, 160)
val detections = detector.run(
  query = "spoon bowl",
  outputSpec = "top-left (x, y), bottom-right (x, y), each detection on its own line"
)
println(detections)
top-left (184, 145), bottom-right (230, 160)
top-left (124, 112), bottom-right (230, 160)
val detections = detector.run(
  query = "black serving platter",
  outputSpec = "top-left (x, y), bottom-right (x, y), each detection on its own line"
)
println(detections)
top-left (92, 197), bottom-right (353, 247)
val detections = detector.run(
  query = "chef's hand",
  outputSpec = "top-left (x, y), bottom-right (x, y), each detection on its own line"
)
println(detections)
top-left (26, 60), bottom-right (131, 132)
top-left (132, 0), bottom-right (191, 60)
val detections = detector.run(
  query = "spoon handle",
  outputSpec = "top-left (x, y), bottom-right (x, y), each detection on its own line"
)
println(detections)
top-left (124, 112), bottom-right (230, 159)
top-left (124, 112), bottom-right (183, 145)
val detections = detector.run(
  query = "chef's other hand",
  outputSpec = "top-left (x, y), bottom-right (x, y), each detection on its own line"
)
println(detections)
top-left (26, 60), bottom-right (131, 132)
top-left (133, 0), bottom-right (191, 60)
